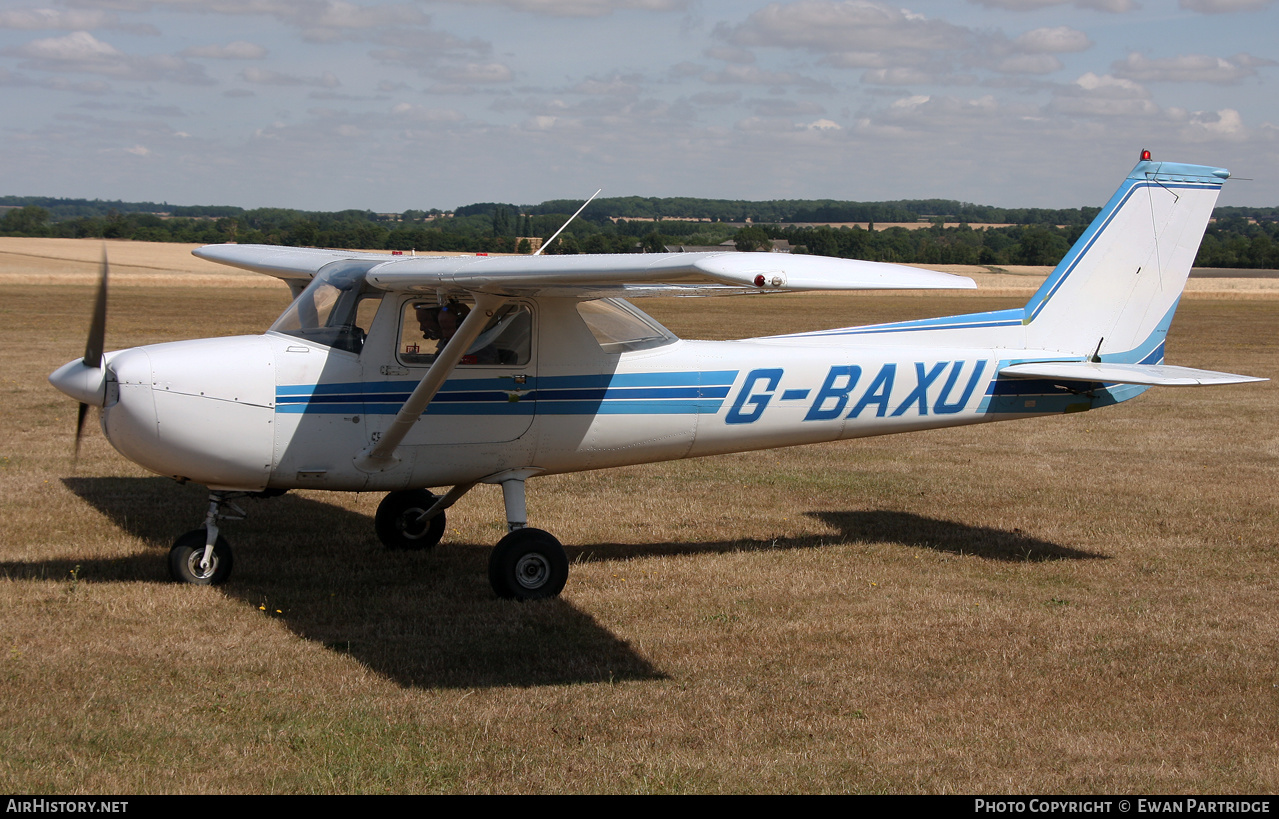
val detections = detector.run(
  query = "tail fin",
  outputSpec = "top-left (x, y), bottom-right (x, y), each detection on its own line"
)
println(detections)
top-left (1023, 153), bottom-right (1228, 360)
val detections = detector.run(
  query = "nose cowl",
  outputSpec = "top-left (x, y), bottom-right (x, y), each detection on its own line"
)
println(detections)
top-left (100, 337), bottom-right (277, 490)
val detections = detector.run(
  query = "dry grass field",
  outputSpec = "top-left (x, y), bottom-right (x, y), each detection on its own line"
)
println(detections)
top-left (1, 239), bottom-right (1276, 794)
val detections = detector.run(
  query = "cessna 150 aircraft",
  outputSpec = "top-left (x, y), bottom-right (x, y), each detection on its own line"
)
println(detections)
top-left (49, 152), bottom-right (1264, 600)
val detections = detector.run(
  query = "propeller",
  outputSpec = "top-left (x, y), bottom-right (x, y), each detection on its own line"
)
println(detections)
top-left (48, 247), bottom-right (110, 460)
top-left (76, 248), bottom-right (109, 456)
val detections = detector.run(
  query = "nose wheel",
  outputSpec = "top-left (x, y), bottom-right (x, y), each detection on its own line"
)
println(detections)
top-left (169, 528), bottom-right (233, 585)
top-left (168, 491), bottom-right (246, 586)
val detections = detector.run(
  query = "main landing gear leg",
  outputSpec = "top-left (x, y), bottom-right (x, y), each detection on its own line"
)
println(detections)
top-left (169, 491), bottom-right (245, 585)
top-left (488, 477), bottom-right (568, 601)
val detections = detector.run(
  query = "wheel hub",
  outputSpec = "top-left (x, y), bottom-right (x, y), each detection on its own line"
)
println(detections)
top-left (185, 550), bottom-right (219, 580)
top-left (514, 553), bottom-right (550, 589)
top-left (398, 508), bottom-right (429, 539)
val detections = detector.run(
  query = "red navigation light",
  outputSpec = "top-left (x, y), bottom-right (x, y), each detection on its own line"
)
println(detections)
top-left (1140, 149), bottom-right (1152, 161)
top-left (754, 274), bottom-right (766, 287)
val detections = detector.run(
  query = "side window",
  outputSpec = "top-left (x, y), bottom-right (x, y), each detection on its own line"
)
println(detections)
top-left (398, 298), bottom-right (532, 367)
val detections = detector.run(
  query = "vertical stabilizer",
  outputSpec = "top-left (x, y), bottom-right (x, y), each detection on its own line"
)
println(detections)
top-left (1023, 154), bottom-right (1228, 359)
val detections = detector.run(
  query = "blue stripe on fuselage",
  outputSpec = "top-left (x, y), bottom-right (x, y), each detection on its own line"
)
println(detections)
top-left (275, 370), bottom-right (740, 416)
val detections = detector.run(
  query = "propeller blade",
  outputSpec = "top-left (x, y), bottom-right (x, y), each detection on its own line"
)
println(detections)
top-left (83, 246), bottom-right (108, 368)
top-left (74, 402), bottom-right (89, 461)
top-left (74, 247), bottom-right (108, 461)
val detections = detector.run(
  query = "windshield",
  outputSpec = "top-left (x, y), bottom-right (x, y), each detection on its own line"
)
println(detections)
top-left (270, 259), bottom-right (384, 354)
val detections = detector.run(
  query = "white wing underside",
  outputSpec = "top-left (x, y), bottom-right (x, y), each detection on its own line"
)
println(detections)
top-left (193, 244), bottom-right (976, 298)
top-left (1000, 361), bottom-right (1266, 386)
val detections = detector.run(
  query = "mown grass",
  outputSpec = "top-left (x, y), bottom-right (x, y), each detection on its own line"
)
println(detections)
top-left (0, 243), bottom-right (1276, 793)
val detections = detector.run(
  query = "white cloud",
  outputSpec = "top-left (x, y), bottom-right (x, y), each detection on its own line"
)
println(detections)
top-left (182, 41), bottom-right (268, 59)
top-left (1179, 0), bottom-right (1274, 11)
top-left (390, 103), bottom-right (464, 122)
top-left (1013, 26), bottom-right (1092, 54)
top-left (1112, 52), bottom-right (1275, 83)
top-left (818, 51), bottom-right (892, 69)
top-left (968, 0), bottom-right (1138, 11)
top-left (750, 97), bottom-right (825, 116)
top-left (1179, 108), bottom-right (1249, 141)
top-left (1071, 71), bottom-right (1148, 96)
top-left (1047, 72), bottom-right (1156, 117)
top-left (571, 74), bottom-right (643, 95)
top-left (242, 66), bottom-right (341, 87)
top-left (701, 63), bottom-right (826, 88)
top-left (724, 1), bottom-right (972, 53)
top-left (704, 46), bottom-right (755, 64)
top-left (5, 31), bottom-right (213, 83)
top-left (0, 8), bottom-right (118, 29)
top-left (107, 0), bottom-right (687, 22)
top-left (433, 0), bottom-right (688, 16)
top-left (734, 115), bottom-right (800, 132)
top-left (440, 63), bottom-right (514, 83)
top-left (862, 67), bottom-right (941, 85)
top-left (11, 30), bottom-right (121, 61)
top-left (997, 54), bottom-right (1063, 74)
top-left (687, 90), bottom-right (741, 106)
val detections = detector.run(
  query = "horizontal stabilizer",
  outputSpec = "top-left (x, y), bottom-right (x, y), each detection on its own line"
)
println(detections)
top-left (999, 361), bottom-right (1267, 387)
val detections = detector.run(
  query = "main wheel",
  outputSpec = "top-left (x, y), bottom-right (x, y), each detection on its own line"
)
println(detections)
top-left (375, 490), bottom-right (446, 550)
top-left (169, 528), bottom-right (233, 585)
top-left (488, 528), bottom-right (568, 601)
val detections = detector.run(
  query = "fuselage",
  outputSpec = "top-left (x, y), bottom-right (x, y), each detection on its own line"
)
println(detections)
top-left (87, 293), bottom-right (1138, 492)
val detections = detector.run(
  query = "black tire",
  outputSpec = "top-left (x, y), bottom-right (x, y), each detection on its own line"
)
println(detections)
top-left (375, 490), bottom-right (446, 551)
top-left (169, 528), bottom-right (233, 585)
top-left (488, 528), bottom-right (568, 601)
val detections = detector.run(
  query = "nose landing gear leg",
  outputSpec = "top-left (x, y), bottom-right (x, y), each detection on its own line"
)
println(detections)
top-left (169, 491), bottom-right (245, 585)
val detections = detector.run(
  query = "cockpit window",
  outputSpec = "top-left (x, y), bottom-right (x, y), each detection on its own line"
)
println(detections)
top-left (577, 299), bottom-right (675, 353)
top-left (398, 297), bottom-right (532, 367)
top-left (270, 260), bottom-right (384, 354)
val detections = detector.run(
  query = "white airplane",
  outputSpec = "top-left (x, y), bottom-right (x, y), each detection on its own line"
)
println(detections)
top-left (49, 151), bottom-right (1265, 600)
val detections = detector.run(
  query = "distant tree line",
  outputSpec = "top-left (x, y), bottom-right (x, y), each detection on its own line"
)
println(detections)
top-left (2, 195), bottom-right (1276, 268)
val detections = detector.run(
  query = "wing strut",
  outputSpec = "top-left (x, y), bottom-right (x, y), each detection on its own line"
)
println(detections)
top-left (355, 292), bottom-right (508, 472)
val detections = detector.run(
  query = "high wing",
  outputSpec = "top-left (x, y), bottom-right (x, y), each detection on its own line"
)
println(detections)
top-left (193, 245), bottom-right (390, 283)
top-left (193, 244), bottom-right (976, 297)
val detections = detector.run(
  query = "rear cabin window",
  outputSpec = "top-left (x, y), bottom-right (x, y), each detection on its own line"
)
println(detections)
top-left (577, 299), bottom-right (675, 353)
top-left (398, 297), bottom-right (532, 367)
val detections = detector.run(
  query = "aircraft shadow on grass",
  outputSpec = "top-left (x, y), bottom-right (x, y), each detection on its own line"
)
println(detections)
top-left (18, 476), bottom-right (1100, 688)
top-left (565, 510), bottom-right (1105, 565)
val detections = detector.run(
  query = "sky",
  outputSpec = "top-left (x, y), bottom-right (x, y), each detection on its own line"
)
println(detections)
top-left (1, 0), bottom-right (1276, 212)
